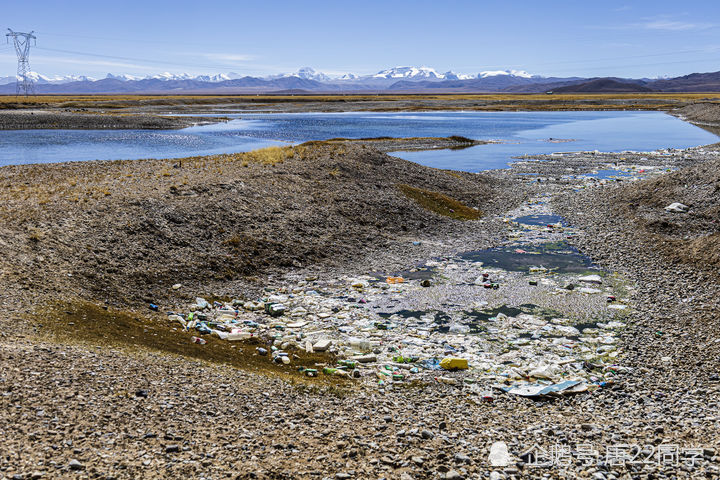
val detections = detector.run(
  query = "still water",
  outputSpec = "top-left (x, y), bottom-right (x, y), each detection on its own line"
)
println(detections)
top-left (1, 111), bottom-right (717, 172)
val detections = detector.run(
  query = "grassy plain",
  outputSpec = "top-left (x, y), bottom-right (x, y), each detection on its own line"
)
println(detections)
top-left (1, 92), bottom-right (718, 111)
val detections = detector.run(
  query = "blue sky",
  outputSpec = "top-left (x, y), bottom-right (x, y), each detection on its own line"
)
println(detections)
top-left (1, 0), bottom-right (719, 79)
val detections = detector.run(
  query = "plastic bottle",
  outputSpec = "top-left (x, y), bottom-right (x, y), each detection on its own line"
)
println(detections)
top-left (348, 337), bottom-right (372, 352)
top-left (227, 331), bottom-right (252, 341)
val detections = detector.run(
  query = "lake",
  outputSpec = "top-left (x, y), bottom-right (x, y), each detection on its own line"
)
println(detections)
top-left (1, 111), bottom-right (717, 172)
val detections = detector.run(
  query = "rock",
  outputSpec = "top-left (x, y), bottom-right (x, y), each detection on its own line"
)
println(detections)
top-left (172, 283), bottom-right (182, 290)
top-left (454, 452), bottom-right (471, 464)
top-left (421, 429), bottom-right (434, 439)
top-left (412, 456), bottom-right (425, 465)
top-left (578, 274), bottom-right (602, 284)
top-left (134, 389), bottom-right (148, 398)
top-left (31, 473), bottom-right (45, 479)
top-left (420, 279), bottom-right (432, 287)
top-left (165, 445), bottom-right (180, 453)
top-left (313, 339), bottom-right (332, 352)
top-left (445, 470), bottom-right (463, 480)
top-left (488, 441), bottom-right (511, 467)
top-left (335, 474), bottom-right (351, 479)
top-left (665, 202), bottom-right (688, 213)
top-left (489, 472), bottom-right (504, 480)
top-left (68, 459), bottom-right (84, 471)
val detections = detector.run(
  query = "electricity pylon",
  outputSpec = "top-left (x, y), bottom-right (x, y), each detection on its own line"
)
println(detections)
top-left (6, 29), bottom-right (37, 96)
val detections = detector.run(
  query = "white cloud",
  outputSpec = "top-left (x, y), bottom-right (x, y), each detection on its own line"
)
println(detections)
top-left (640, 19), bottom-right (713, 31)
top-left (32, 55), bottom-right (159, 71)
top-left (204, 53), bottom-right (255, 63)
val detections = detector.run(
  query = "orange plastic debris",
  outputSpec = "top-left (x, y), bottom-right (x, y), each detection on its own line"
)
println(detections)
top-left (386, 276), bottom-right (405, 284)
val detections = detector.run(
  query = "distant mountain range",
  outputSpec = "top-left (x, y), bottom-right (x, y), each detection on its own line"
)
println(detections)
top-left (1, 66), bottom-right (720, 94)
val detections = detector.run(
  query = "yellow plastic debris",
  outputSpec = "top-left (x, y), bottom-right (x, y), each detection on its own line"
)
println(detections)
top-left (440, 357), bottom-right (468, 370)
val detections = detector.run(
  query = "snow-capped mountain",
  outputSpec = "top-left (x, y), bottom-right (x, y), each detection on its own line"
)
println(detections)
top-left (477, 69), bottom-right (534, 79)
top-left (0, 65), bottom-right (571, 93)
top-left (372, 66), bottom-right (444, 79)
top-left (0, 72), bottom-right (98, 85)
top-left (0, 66), bottom-right (537, 87)
top-left (293, 67), bottom-right (332, 82)
top-left (268, 67), bottom-right (333, 83)
top-left (105, 73), bottom-right (142, 81)
top-left (442, 71), bottom-right (475, 81)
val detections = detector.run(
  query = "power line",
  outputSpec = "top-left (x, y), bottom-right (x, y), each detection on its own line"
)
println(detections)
top-left (6, 29), bottom-right (36, 96)
top-left (36, 30), bottom-right (200, 48)
top-left (34, 46), bottom-right (255, 72)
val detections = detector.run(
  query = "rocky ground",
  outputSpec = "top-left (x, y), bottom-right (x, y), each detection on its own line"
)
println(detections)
top-left (0, 109), bottom-right (223, 130)
top-left (302, 137), bottom-right (492, 153)
top-left (1, 134), bottom-right (720, 479)
top-left (672, 103), bottom-right (720, 130)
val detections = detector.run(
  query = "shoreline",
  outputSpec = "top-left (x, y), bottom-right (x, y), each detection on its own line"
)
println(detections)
top-left (1, 93), bottom-right (717, 130)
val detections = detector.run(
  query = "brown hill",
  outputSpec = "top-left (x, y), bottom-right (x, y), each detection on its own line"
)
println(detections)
top-left (0, 144), bottom-right (509, 310)
top-left (611, 152), bottom-right (720, 270)
top-left (550, 78), bottom-right (654, 93)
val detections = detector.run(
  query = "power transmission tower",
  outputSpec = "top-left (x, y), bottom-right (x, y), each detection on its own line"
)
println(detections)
top-left (6, 29), bottom-right (37, 96)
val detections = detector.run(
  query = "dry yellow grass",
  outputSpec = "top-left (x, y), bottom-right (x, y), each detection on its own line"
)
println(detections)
top-left (242, 146), bottom-right (296, 165)
top-left (0, 93), bottom-right (717, 110)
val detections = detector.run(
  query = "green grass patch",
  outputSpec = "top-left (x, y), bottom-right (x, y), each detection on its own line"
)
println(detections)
top-left (396, 184), bottom-right (482, 220)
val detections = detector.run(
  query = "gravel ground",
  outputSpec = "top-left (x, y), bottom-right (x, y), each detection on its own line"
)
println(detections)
top-left (0, 109), bottom-right (224, 130)
top-left (2, 139), bottom-right (720, 479)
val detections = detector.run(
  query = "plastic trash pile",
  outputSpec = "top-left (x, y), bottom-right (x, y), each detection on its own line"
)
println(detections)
top-left (165, 197), bottom-right (633, 399)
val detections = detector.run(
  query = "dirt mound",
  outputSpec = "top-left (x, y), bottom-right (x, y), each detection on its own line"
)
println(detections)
top-left (674, 102), bottom-right (720, 127)
top-left (0, 144), bottom-right (501, 309)
top-left (609, 155), bottom-right (720, 270)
